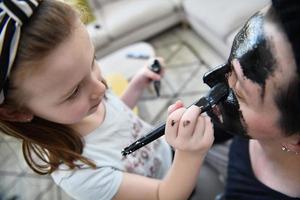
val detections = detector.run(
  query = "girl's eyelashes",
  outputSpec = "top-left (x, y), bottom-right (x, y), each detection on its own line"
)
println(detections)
top-left (92, 58), bottom-right (98, 71)
top-left (68, 86), bottom-right (80, 100)
top-left (66, 58), bottom-right (98, 102)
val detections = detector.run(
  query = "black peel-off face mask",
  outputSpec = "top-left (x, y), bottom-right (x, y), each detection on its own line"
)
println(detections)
top-left (230, 12), bottom-right (276, 96)
top-left (203, 12), bottom-right (276, 138)
top-left (203, 63), bottom-right (248, 137)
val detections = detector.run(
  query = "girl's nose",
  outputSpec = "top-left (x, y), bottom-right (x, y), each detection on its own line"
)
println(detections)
top-left (90, 93), bottom-right (100, 100)
top-left (90, 79), bottom-right (105, 100)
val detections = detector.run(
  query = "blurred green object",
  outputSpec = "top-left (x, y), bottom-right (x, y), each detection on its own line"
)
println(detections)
top-left (69, 0), bottom-right (95, 24)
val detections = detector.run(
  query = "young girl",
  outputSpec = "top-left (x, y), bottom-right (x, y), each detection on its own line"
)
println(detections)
top-left (0, 0), bottom-right (214, 199)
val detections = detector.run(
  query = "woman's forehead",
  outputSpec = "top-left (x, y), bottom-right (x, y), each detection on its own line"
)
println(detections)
top-left (229, 12), bottom-right (276, 97)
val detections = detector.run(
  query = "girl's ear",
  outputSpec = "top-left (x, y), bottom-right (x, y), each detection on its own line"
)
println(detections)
top-left (0, 105), bottom-right (34, 122)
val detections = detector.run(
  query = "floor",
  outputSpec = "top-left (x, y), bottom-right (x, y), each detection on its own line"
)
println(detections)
top-left (0, 25), bottom-right (225, 200)
top-left (139, 26), bottom-right (224, 124)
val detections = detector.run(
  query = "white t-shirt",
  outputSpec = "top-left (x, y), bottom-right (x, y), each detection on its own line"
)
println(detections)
top-left (51, 91), bottom-right (172, 200)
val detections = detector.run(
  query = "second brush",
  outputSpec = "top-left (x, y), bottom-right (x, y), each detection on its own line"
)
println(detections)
top-left (148, 59), bottom-right (161, 97)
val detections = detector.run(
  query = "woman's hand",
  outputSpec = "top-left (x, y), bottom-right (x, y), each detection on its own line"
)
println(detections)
top-left (165, 100), bottom-right (214, 155)
top-left (130, 57), bottom-right (165, 90)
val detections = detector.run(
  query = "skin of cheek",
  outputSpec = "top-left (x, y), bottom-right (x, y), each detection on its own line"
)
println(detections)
top-left (245, 76), bottom-right (284, 139)
top-left (28, 96), bottom-right (91, 125)
top-left (237, 77), bottom-right (283, 139)
top-left (218, 89), bottom-right (249, 137)
top-left (62, 102), bottom-right (91, 124)
top-left (240, 105), bottom-right (283, 139)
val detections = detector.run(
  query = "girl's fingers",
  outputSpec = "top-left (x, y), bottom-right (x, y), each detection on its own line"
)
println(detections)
top-left (155, 57), bottom-right (165, 68)
top-left (177, 105), bottom-right (201, 139)
top-left (144, 57), bottom-right (165, 79)
top-left (193, 116), bottom-right (214, 148)
top-left (202, 117), bottom-right (214, 144)
top-left (167, 100), bottom-right (184, 115)
top-left (192, 114), bottom-right (206, 141)
top-left (159, 67), bottom-right (165, 76)
top-left (146, 69), bottom-right (161, 80)
top-left (165, 107), bottom-right (186, 143)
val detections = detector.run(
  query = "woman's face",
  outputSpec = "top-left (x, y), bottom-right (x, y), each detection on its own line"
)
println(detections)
top-left (205, 10), bottom-right (297, 141)
top-left (15, 20), bottom-right (107, 125)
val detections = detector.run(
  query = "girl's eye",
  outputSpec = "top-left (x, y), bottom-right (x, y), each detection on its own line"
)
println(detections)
top-left (68, 86), bottom-right (80, 100)
top-left (92, 57), bottom-right (97, 70)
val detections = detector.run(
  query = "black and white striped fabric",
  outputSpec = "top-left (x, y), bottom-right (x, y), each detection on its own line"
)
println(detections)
top-left (0, 0), bottom-right (39, 103)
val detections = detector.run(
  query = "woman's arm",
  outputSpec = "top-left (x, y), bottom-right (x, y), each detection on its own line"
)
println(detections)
top-left (121, 58), bottom-right (164, 109)
top-left (113, 101), bottom-right (214, 200)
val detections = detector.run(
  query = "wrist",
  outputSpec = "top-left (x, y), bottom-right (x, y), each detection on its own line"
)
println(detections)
top-left (130, 75), bottom-right (149, 89)
top-left (174, 149), bottom-right (207, 161)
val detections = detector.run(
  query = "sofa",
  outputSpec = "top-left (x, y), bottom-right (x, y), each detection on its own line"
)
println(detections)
top-left (86, 0), bottom-right (270, 59)
top-left (86, 0), bottom-right (183, 58)
top-left (183, 0), bottom-right (270, 58)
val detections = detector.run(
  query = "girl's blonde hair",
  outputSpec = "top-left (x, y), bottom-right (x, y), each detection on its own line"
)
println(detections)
top-left (0, 0), bottom-right (95, 175)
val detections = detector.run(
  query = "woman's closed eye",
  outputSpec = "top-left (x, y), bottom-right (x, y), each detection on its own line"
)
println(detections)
top-left (233, 82), bottom-right (244, 100)
top-left (228, 63), bottom-right (245, 100)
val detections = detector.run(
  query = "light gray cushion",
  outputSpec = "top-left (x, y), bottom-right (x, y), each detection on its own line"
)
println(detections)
top-left (183, 0), bottom-right (270, 40)
top-left (183, 0), bottom-right (270, 58)
top-left (86, 21), bottom-right (110, 48)
top-left (101, 0), bottom-right (177, 38)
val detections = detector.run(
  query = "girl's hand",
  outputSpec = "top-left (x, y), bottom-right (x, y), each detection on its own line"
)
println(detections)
top-left (130, 57), bottom-right (165, 89)
top-left (165, 100), bottom-right (214, 155)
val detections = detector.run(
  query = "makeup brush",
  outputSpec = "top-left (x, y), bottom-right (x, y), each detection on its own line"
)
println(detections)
top-left (121, 83), bottom-right (228, 156)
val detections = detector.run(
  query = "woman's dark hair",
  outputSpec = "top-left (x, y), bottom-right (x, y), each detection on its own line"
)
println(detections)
top-left (269, 1), bottom-right (300, 136)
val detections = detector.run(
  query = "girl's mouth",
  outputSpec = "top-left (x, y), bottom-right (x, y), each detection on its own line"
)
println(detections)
top-left (90, 100), bottom-right (101, 110)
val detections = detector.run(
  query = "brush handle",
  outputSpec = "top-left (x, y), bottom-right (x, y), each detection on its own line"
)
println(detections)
top-left (121, 97), bottom-right (209, 156)
top-left (149, 59), bottom-right (161, 97)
